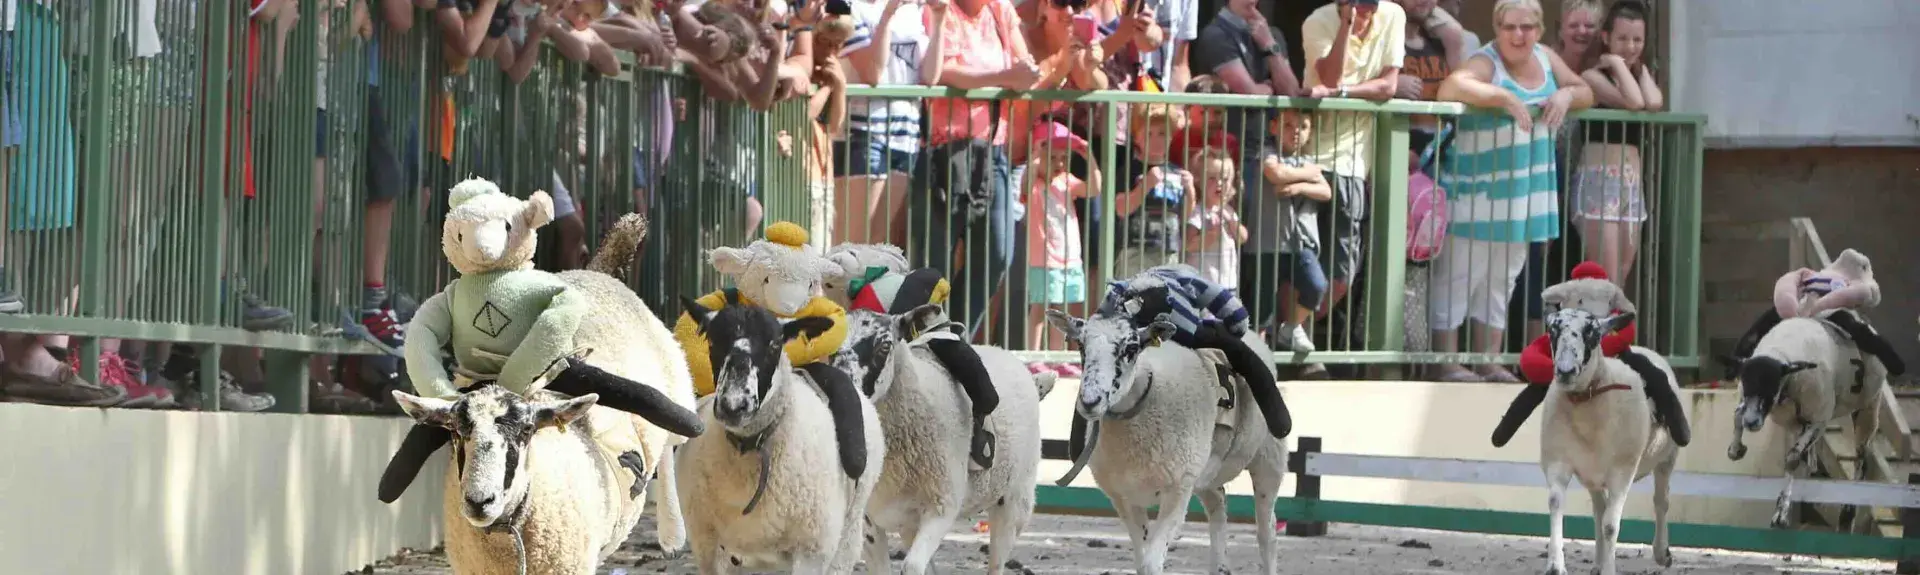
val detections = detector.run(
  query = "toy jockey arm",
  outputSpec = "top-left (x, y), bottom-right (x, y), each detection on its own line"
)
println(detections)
top-left (498, 282), bottom-right (587, 395)
top-left (784, 298), bottom-right (850, 367)
top-left (1772, 268), bottom-right (1814, 318)
top-left (405, 289), bottom-right (459, 400)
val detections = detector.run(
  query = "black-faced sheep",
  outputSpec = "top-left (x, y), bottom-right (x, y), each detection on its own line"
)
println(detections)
top-left (674, 299), bottom-right (885, 573)
top-left (830, 305), bottom-right (1055, 575)
top-left (1539, 308), bottom-right (1680, 575)
top-left (1727, 315), bottom-right (1885, 530)
top-left (1047, 310), bottom-right (1287, 575)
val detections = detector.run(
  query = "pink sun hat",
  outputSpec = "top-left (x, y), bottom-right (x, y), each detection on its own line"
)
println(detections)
top-left (1032, 121), bottom-right (1090, 157)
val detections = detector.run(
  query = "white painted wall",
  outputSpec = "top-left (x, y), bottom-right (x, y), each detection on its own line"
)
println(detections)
top-left (0, 405), bottom-right (446, 574)
top-left (1670, 0), bottom-right (1920, 148)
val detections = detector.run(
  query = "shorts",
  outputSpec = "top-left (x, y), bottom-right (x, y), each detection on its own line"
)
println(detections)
top-left (0, 32), bottom-right (20, 149)
top-left (1239, 250), bottom-right (1329, 325)
top-left (1429, 235), bottom-right (1530, 331)
top-left (1026, 266), bottom-right (1087, 305)
top-left (832, 130), bottom-right (917, 177)
top-left (365, 94), bottom-right (420, 203)
top-left (1315, 170), bottom-right (1369, 282)
top-left (1571, 162), bottom-right (1647, 223)
top-left (315, 109), bottom-right (329, 159)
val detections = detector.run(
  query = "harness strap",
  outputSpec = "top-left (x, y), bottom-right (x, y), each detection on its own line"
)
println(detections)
top-left (1565, 383), bottom-right (1634, 405)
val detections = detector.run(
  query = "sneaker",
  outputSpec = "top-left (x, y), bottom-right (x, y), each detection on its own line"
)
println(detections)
top-left (358, 307), bottom-right (406, 382)
top-left (1274, 324), bottom-right (1316, 354)
top-left (0, 362), bottom-right (126, 407)
top-left (0, 289), bottom-right (21, 314)
top-left (168, 371), bottom-right (276, 412)
top-left (87, 352), bottom-right (165, 409)
top-left (241, 293), bottom-right (295, 332)
top-left (115, 354), bottom-right (176, 408)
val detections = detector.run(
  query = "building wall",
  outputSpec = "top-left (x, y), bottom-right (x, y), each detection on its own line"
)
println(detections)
top-left (1698, 147), bottom-right (1920, 377)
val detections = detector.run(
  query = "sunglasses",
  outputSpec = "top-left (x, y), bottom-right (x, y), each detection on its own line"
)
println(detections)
top-left (1050, 0), bottom-right (1090, 10)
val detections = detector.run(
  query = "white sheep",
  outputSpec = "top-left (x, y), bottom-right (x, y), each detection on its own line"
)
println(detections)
top-left (392, 386), bottom-right (649, 575)
top-left (1726, 315), bottom-right (1885, 530)
top-left (674, 299), bottom-right (885, 573)
top-left (1046, 310), bottom-right (1287, 575)
top-left (1539, 308), bottom-right (1681, 575)
top-left (830, 305), bottom-right (1056, 575)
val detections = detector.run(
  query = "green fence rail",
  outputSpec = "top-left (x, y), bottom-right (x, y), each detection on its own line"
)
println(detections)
top-left (0, 1), bottom-right (1703, 413)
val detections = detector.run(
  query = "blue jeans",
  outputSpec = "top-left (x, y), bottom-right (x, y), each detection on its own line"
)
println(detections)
top-left (908, 146), bottom-right (1015, 337)
top-left (833, 130), bottom-right (918, 177)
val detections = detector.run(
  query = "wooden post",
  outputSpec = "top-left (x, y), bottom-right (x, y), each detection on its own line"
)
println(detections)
top-left (1285, 436), bottom-right (1329, 537)
top-left (1898, 473), bottom-right (1920, 575)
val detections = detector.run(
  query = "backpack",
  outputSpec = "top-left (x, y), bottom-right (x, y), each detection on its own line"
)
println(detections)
top-left (1406, 123), bottom-right (1455, 263)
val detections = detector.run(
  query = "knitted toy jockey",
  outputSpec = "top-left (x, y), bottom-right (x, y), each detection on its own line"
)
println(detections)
top-left (1730, 248), bottom-right (1905, 378)
top-left (671, 222), bottom-right (869, 480)
top-left (822, 242), bottom-right (1001, 469)
top-left (1491, 261), bottom-right (1691, 448)
top-left (376, 179), bottom-right (704, 504)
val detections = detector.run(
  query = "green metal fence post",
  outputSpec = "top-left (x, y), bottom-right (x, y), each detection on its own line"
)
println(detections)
top-left (1363, 111), bottom-right (1410, 372)
top-left (75, 0), bottom-right (119, 386)
top-left (195, 0), bottom-right (236, 410)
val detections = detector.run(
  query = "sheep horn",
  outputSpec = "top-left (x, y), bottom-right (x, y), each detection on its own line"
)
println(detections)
top-left (1054, 420), bottom-right (1100, 487)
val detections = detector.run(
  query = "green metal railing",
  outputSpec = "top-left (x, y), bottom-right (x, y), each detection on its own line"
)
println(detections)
top-left (0, 1), bottom-right (1703, 412)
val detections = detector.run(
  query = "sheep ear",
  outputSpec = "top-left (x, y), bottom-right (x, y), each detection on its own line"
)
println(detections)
top-left (392, 391), bottom-right (458, 430)
top-left (1045, 309), bottom-right (1085, 343)
top-left (1604, 311), bottom-right (1636, 333)
top-left (1144, 320), bottom-right (1178, 347)
top-left (533, 394), bottom-right (600, 430)
top-left (1540, 284), bottom-right (1568, 308)
top-left (896, 304), bottom-right (947, 339)
top-left (709, 247), bottom-right (752, 276)
top-left (1782, 361), bottom-right (1819, 375)
top-left (522, 191), bottom-right (557, 229)
top-left (679, 296), bottom-right (715, 334)
top-left (782, 316), bottom-right (835, 342)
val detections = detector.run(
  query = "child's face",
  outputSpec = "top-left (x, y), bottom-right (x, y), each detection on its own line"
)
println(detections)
top-left (1200, 162), bottom-right (1236, 202)
top-left (563, 2), bottom-right (601, 29)
top-left (1274, 112), bottom-right (1311, 155)
top-left (1134, 122), bottom-right (1174, 161)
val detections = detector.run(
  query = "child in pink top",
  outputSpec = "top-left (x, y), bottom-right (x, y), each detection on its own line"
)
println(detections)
top-left (1024, 122), bottom-right (1099, 361)
top-left (1184, 147), bottom-right (1247, 288)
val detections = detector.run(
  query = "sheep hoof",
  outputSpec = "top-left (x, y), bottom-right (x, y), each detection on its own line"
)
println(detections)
top-left (1727, 444), bottom-right (1747, 461)
top-left (1654, 547), bottom-right (1672, 567)
top-left (1541, 567), bottom-right (1564, 575)
top-left (1213, 566), bottom-right (1232, 575)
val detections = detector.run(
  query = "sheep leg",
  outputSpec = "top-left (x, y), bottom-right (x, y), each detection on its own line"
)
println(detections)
top-left (900, 512), bottom-right (959, 575)
top-left (1590, 469), bottom-right (1635, 575)
top-left (790, 553), bottom-right (830, 575)
top-left (1197, 487), bottom-right (1231, 574)
top-left (1139, 487), bottom-right (1197, 575)
top-left (1773, 422), bottom-right (1823, 529)
top-left (654, 444), bottom-right (688, 552)
top-left (864, 518), bottom-right (893, 575)
top-left (1542, 461), bottom-right (1573, 575)
top-left (1652, 459), bottom-right (1675, 567)
top-left (1840, 407), bottom-right (1882, 533)
top-left (1726, 407), bottom-right (1749, 461)
top-left (987, 493), bottom-right (1034, 575)
top-left (1250, 444), bottom-right (1286, 575)
top-left (691, 536), bottom-right (729, 575)
top-left (1108, 493), bottom-right (1151, 567)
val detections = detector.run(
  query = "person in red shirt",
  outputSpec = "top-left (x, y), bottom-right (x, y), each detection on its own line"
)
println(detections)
top-left (1491, 261), bottom-right (1690, 448)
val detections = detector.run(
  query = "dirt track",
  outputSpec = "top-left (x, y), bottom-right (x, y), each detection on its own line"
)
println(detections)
top-left (361, 512), bottom-right (1891, 574)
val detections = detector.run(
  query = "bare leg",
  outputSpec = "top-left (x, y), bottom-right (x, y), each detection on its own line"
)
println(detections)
top-left (363, 198), bottom-right (395, 286)
top-left (1471, 321), bottom-right (1517, 381)
top-left (744, 196), bottom-right (763, 235)
top-left (1579, 220), bottom-right (1642, 289)
top-left (1429, 329), bottom-right (1476, 380)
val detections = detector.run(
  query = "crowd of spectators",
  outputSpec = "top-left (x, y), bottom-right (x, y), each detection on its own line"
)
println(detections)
top-left (0, 0), bottom-right (1669, 409)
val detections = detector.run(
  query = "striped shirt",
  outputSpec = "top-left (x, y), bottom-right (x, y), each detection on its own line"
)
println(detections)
top-left (1438, 43), bottom-right (1561, 244)
top-left (1101, 265), bottom-right (1251, 347)
top-left (840, 0), bottom-right (926, 154)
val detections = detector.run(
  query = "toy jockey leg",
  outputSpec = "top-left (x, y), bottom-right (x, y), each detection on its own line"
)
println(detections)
top-left (1619, 349), bottom-right (1692, 446)
top-left (1729, 307), bottom-right (1782, 371)
top-left (1826, 310), bottom-right (1908, 376)
top-left (924, 338), bottom-right (1001, 470)
top-left (798, 362), bottom-right (871, 481)
top-left (545, 357), bottom-right (706, 437)
top-left (1191, 321), bottom-right (1292, 440)
top-left (1492, 336), bottom-right (1554, 447)
top-left (378, 424), bottom-right (452, 503)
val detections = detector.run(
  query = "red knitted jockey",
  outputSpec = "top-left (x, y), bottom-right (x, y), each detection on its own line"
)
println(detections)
top-left (1519, 262), bottom-right (1638, 385)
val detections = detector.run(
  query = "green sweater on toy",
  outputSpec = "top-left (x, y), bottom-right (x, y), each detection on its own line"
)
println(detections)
top-left (406, 269), bottom-right (588, 399)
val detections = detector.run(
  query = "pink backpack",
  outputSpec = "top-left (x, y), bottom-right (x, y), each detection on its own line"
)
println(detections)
top-left (1406, 170), bottom-right (1449, 263)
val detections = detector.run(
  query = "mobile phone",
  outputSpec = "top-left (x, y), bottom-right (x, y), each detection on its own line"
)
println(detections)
top-left (1071, 14), bottom-right (1098, 43)
top-left (1125, 0), bottom-right (1145, 16)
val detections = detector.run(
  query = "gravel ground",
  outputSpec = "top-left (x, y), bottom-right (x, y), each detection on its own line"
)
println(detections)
top-left (359, 513), bottom-right (1892, 574)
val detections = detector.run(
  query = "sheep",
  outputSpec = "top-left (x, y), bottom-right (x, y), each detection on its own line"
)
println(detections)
top-left (674, 298), bottom-right (885, 574)
top-left (391, 386), bottom-right (647, 575)
top-left (1726, 315), bottom-right (1886, 530)
top-left (1538, 308), bottom-right (1681, 575)
top-left (829, 304), bottom-right (1056, 575)
top-left (1046, 309), bottom-right (1287, 575)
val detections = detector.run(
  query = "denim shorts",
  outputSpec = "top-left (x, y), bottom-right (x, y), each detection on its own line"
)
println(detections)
top-left (1, 32), bottom-right (20, 149)
top-left (832, 130), bottom-right (917, 178)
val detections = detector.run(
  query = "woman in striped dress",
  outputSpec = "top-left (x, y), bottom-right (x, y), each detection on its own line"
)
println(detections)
top-left (1427, 0), bottom-right (1591, 383)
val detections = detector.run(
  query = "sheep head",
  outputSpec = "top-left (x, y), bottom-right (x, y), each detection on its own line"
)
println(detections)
top-left (441, 178), bottom-right (555, 275)
top-left (1046, 309), bottom-right (1174, 420)
top-left (821, 243), bottom-right (911, 308)
top-left (391, 385), bottom-right (598, 529)
top-left (1544, 308), bottom-right (1636, 387)
top-left (831, 303), bottom-right (949, 399)
top-left (680, 296), bottom-right (833, 429)
top-left (1732, 355), bottom-right (1818, 432)
top-left (710, 222), bottom-right (842, 317)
